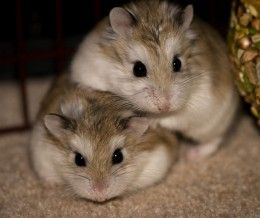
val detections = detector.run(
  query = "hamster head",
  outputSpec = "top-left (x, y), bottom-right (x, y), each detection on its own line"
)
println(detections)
top-left (43, 95), bottom-right (171, 202)
top-left (72, 0), bottom-right (201, 114)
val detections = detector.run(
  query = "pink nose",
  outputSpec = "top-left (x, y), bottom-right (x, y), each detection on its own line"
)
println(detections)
top-left (158, 102), bottom-right (170, 112)
top-left (93, 181), bottom-right (107, 192)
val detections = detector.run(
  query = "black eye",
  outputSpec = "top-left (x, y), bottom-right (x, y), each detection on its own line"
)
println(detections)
top-left (74, 152), bottom-right (86, 167)
top-left (172, 56), bottom-right (182, 72)
top-left (133, 61), bottom-right (147, 77)
top-left (112, 148), bottom-right (124, 165)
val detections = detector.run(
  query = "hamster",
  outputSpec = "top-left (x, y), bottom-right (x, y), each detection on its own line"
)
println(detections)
top-left (30, 74), bottom-right (179, 202)
top-left (70, 0), bottom-right (239, 159)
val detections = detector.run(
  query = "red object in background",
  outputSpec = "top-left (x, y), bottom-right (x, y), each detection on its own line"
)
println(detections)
top-left (0, 0), bottom-right (101, 134)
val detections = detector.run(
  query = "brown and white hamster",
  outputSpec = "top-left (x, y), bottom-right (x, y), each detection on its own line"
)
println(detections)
top-left (30, 74), bottom-right (179, 202)
top-left (70, 0), bottom-right (239, 158)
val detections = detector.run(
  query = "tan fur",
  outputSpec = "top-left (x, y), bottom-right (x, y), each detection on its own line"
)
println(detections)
top-left (98, 1), bottom-right (235, 101)
top-left (30, 73), bottom-right (179, 202)
top-left (71, 0), bottom-right (239, 158)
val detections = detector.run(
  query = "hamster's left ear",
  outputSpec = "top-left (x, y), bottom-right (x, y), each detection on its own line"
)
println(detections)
top-left (182, 5), bottom-right (194, 30)
top-left (109, 7), bottom-right (136, 36)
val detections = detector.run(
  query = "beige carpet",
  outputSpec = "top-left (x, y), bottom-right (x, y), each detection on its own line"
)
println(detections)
top-left (0, 78), bottom-right (260, 218)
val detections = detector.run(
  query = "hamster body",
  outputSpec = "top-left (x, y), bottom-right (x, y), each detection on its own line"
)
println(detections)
top-left (30, 74), bottom-right (179, 202)
top-left (70, 0), bottom-right (239, 158)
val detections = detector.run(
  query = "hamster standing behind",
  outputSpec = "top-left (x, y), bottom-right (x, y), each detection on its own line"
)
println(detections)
top-left (70, 0), bottom-right (239, 159)
top-left (30, 75), bottom-right (179, 202)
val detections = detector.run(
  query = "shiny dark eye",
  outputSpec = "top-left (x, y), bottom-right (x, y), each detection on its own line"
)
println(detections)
top-left (112, 148), bottom-right (124, 165)
top-left (172, 56), bottom-right (182, 72)
top-left (74, 152), bottom-right (86, 167)
top-left (133, 61), bottom-right (147, 77)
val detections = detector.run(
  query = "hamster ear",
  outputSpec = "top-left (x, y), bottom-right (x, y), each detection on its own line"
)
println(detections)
top-left (126, 117), bottom-right (150, 137)
top-left (60, 98), bottom-right (84, 120)
top-left (182, 5), bottom-right (194, 30)
top-left (44, 114), bottom-right (75, 139)
top-left (109, 7), bottom-right (136, 36)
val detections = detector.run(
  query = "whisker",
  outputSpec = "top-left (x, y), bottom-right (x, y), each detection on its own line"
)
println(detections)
top-left (65, 172), bottom-right (91, 181)
top-left (75, 174), bottom-right (91, 181)
top-left (112, 163), bottom-right (137, 176)
top-left (115, 170), bottom-right (136, 177)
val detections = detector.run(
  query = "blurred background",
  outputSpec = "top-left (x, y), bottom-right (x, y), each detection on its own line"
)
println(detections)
top-left (0, 0), bottom-right (232, 133)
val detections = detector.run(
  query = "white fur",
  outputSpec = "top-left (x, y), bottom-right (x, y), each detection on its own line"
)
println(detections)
top-left (61, 98), bottom-right (85, 119)
top-left (69, 135), bottom-right (93, 161)
top-left (109, 135), bottom-right (126, 148)
top-left (186, 137), bottom-right (222, 160)
top-left (70, 1), bottom-right (238, 157)
top-left (30, 120), bottom-right (173, 202)
top-left (71, 33), bottom-right (112, 92)
top-left (30, 123), bottom-right (63, 183)
top-left (164, 37), bottom-right (181, 59)
top-left (134, 145), bottom-right (171, 189)
top-left (159, 78), bottom-right (238, 143)
top-left (71, 29), bottom-right (238, 153)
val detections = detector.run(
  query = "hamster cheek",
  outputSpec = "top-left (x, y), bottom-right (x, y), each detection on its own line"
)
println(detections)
top-left (133, 146), bottom-right (171, 189)
top-left (115, 80), bottom-right (159, 112)
top-left (169, 83), bottom-right (191, 111)
top-left (108, 164), bottom-right (139, 196)
top-left (130, 95), bottom-right (161, 113)
top-left (66, 177), bottom-right (92, 199)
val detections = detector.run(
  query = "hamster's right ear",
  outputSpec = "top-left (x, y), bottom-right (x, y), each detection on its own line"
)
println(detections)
top-left (127, 117), bottom-right (150, 137)
top-left (119, 116), bottom-right (150, 137)
top-left (109, 7), bottom-right (136, 36)
top-left (182, 5), bottom-right (194, 30)
top-left (44, 114), bottom-right (75, 139)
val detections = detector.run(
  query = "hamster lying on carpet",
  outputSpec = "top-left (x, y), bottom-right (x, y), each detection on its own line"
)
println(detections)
top-left (30, 74), bottom-right (179, 202)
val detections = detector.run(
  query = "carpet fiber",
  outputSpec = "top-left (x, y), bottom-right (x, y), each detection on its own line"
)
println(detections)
top-left (0, 78), bottom-right (260, 217)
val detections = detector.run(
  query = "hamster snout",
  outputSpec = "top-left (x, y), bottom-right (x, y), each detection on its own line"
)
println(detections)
top-left (140, 87), bottom-right (171, 113)
top-left (90, 180), bottom-right (110, 202)
top-left (92, 180), bottom-right (107, 192)
top-left (152, 91), bottom-right (171, 113)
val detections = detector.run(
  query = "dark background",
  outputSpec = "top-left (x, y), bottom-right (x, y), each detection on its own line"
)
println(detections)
top-left (0, 0), bottom-right (232, 79)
